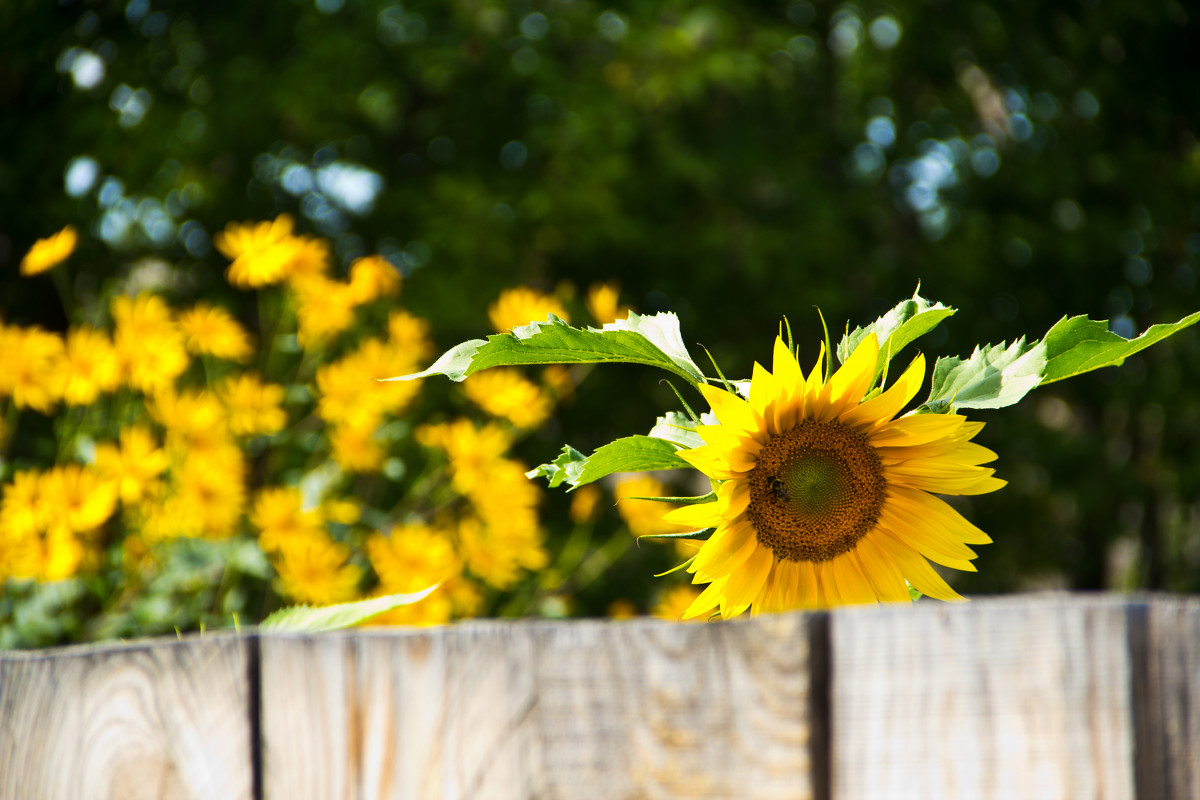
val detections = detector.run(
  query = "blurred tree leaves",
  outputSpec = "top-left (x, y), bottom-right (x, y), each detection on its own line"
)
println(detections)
top-left (3, 0), bottom-right (1200, 601)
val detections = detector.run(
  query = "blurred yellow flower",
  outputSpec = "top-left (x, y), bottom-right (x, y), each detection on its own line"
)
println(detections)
top-left (347, 255), bottom-right (401, 304)
top-left (178, 302), bottom-right (254, 362)
top-left (568, 484), bottom-right (603, 524)
top-left (1, 470), bottom-right (44, 543)
top-left (150, 388), bottom-right (231, 455)
top-left (0, 323), bottom-right (66, 413)
top-left (62, 326), bottom-right (121, 406)
top-left (273, 534), bottom-right (362, 606)
top-left (461, 368), bottom-right (553, 429)
top-left (38, 464), bottom-right (118, 536)
top-left (321, 497), bottom-right (361, 525)
top-left (367, 523), bottom-right (460, 593)
top-left (614, 475), bottom-right (682, 537)
top-left (216, 372), bottom-right (287, 436)
top-left (607, 598), bottom-right (638, 619)
top-left (586, 281), bottom-right (632, 325)
top-left (111, 294), bottom-right (189, 395)
top-left (0, 471), bottom-right (84, 581)
top-left (417, 419), bottom-right (512, 495)
top-left (315, 337), bottom-right (423, 430)
top-left (652, 585), bottom-right (704, 622)
top-left (387, 310), bottom-right (434, 361)
top-left (250, 486), bottom-right (325, 553)
top-left (292, 275), bottom-right (359, 348)
top-left (94, 426), bottom-right (168, 505)
top-left (488, 286), bottom-right (569, 333)
top-left (328, 419), bottom-right (385, 474)
top-left (215, 215), bottom-right (303, 288)
top-left (283, 235), bottom-right (332, 285)
top-left (170, 448), bottom-right (247, 538)
top-left (20, 225), bottom-right (77, 276)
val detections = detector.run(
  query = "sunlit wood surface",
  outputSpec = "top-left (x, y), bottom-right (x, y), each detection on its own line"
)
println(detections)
top-left (1, 595), bottom-right (1196, 800)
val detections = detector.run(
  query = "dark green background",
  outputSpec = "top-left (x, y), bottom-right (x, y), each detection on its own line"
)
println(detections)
top-left (3, 0), bottom-right (1199, 621)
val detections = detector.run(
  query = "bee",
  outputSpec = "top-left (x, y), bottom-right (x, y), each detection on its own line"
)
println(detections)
top-left (768, 477), bottom-right (789, 502)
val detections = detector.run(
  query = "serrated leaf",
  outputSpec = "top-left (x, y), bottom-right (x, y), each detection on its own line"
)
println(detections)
top-left (525, 445), bottom-right (588, 489)
top-left (528, 435), bottom-right (689, 490)
top-left (1040, 310), bottom-right (1200, 384)
top-left (648, 411), bottom-right (707, 449)
top-left (259, 585), bottom-right (439, 632)
top-left (578, 435), bottom-right (689, 485)
top-left (921, 337), bottom-right (1047, 412)
top-left (837, 289), bottom-right (956, 382)
top-left (387, 312), bottom-right (705, 386)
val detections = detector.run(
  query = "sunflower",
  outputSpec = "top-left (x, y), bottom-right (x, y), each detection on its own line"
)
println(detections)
top-left (663, 332), bottom-right (1003, 619)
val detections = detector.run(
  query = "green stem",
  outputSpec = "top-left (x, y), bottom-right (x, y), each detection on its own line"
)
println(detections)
top-left (0, 401), bottom-right (19, 465)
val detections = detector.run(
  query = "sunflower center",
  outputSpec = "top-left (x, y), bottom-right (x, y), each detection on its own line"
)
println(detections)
top-left (747, 419), bottom-right (885, 563)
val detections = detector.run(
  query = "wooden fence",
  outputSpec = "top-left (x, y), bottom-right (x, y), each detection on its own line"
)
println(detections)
top-left (1, 594), bottom-right (1197, 800)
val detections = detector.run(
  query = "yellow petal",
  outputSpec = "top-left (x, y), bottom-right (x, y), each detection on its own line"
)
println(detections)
top-left (698, 383), bottom-right (764, 440)
top-left (814, 560), bottom-right (840, 607)
top-left (794, 560), bottom-right (819, 608)
top-left (689, 519), bottom-right (758, 580)
top-left (717, 478), bottom-right (751, 518)
top-left (677, 446), bottom-right (748, 480)
top-left (662, 501), bottom-right (724, 528)
top-left (869, 413), bottom-right (966, 447)
top-left (887, 485), bottom-right (991, 545)
top-left (877, 499), bottom-right (979, 567)
top-left (828, 333), bottom-right (879, 416)
top-left (884, 461), bottom-right (1007, 496)
top-left (683, 576), bottom-right (727, 620)
top-left (720, 545), bottom-right (773, 611)
top-left (829, 553), bottom-right (879, 605)
top-left (854, 538), bottom-right (911, 603)
top-left (841, 353), bottom-right (925, 429)
top-left (748, 361), bottom-right (776, 420)
top-left (872, 530), bottom-right (965, 602)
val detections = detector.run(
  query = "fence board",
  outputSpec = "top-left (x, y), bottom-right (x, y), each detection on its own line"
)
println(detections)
top-left (0, 633), bottom-right (254, 800)
top-left (1131, 597), bottom-right (1200, 799)
top-left (830, 595), bottom-right (1136, 800)
top-left (259, 613), bottom-right (819, 800)
top-left (3, 595), bottom-right (1200, 800)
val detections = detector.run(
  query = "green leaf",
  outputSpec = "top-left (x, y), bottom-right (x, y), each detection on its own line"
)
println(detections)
top-left (837, 289), bottom-right (956, 383)
top-left (1040, 310), bottom-right (1200, 384)
top-left (579, 435), bottom-right (690, 485)
top-left (259, 586), bottom-right (439, 632)
top-left (525, 445), bottom-right (588, 489)
top-left (623, 492), bottom-right (717, 505)
top-left (387, 312), bottom-right (705, 387)
top-left (647, 410), bottom-right (710, 449)
top-left (639, 528), bottom-right (717, 542)
top-left (527, 435), bottom-right (689, 489)
top-left (921, 337), bottom-right (1047, 412)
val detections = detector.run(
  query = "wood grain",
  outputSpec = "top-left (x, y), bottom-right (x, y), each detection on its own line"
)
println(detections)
top-left (0, 633), bottom-right (254, 800)
top-left (259, 613), bottom-right (819, 800)
top-left (1130, 596), bottom-right (1200, 800)
top-left (829, 595), bottom-right (1137, 800)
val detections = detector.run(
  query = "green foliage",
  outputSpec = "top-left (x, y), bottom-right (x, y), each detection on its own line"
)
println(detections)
top-left (529, 435), bottom-right (689, 490)
top-left (1041, 311), bottom-right (1200, 384)
top-left (837, 290), bottom-right (957, 383)
top-left (396, 312), bottom-right (705, 387)
top-left (5, 0), bottom-right (1200, 639)
top-left (922, 339), bottom-right (1047, 412)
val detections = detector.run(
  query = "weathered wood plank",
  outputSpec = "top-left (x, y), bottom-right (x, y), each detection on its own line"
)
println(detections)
top-left (829, 595), bottom-right (1137, 800)
top-left (260, 613), bottom-right (819, 800)
top-left (1130, 596), bottom-right (1200, 800)
top-left (0, 633), bottom-right (254, 800)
